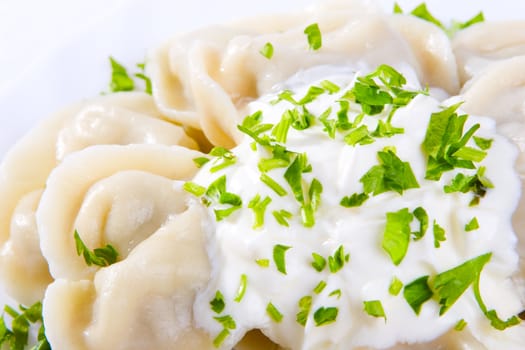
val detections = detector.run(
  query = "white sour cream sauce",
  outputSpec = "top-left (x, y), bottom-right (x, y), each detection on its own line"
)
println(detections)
top-left (192, 64), bottom-right (524, 350)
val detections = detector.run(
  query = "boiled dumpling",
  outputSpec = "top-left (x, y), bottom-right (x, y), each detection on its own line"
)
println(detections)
top-left (43, 204), bottom-right (215, 350)
top-left (453, 21), bottom-right (525, 84)
top-left (0, 92), bottom-right (197, 304)
top-left (149, 2), bottom-right (459, 147)
top-left (37, 144), bottom-right (203, 281)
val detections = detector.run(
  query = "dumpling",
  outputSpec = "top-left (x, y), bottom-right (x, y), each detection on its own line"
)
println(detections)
top-left (460, 57), bottom-right (525, 281)
top-left (37, 144), bottom-right (203, 281)
top-left (0, 92), bottom-right (197, 304)
top-left (149, 3), bottom-right (459, 147)
top-left (43, 204), bottom-right (215, 350)
top-left (453, 21), bottom-right (525, 84)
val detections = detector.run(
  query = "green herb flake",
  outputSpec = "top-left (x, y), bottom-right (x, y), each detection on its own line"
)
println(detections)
top-left (248, 195), bottom-right (272, 229)
top-left (271, 110), bottom-right (293, 143)
top-left (311, 253), bottom-right (327, 272)
top-left (465, 217), bottom-right (479, 232)
top-left (313, 307), bottom-right (338, 326)
top-left (183, 181), bottom-right (207, 197)
top-left (433, 220), bottom-right (446, 248)
top-left (473, 136), bottom-right (493, 150)
top-left (234, 274), bottom-right (248, 303)
top-left (260, 174), bottom-right (287, 196)
top-left (313, 280), bottom-right (327, 294)
top-left (273, 244), bottom-right (291, 274)
top-left (320, 80), bottom-right (340, 94)
top-left (412, 206), bottom-right (428, 240)
top-left (298, 86), bottom-right (325, 105)
top-left (74, 230), bottom-right (119, 267)
top-left (433, 253), bottom-right (491, 315)
top-left (255, 259), bottom-right (270, 268)
top-left (109, 56), bottom-right (134, 92)
top-left (213, 315), bottom-right (237, 330)
top-left (455, 319), bottom-right (468, 331)
top-left (382, 208), bottom-right (413, 265)
top-left (0, 301), bottom-right (49, 350)
top-left (329, 289), bottom-right (342, 299)
top-left (266, 302), bottom-right (284, 323)
top-left (361, 150), bottom-right (420, 196)
top-left (193, 157), bottom-right (210, 168)
top-left (344, 125), bottom-right (375, 146)
top-left (389, 276), bottom-right (404, 296)
top-left (363, 300), bottom-right (386, 320)
top-left (340, 193), bottom-right (369, 208)
top-left (296, 296), bottom-right (313, 326)
top-left (272, 210), bottom-right (293, 227)
top-left (410, 3), bottom-right (444, 29)
top-left (301, 178), bottom-right (323, 228)
top-left (393, 2), bottom-right (403, 13)
top-left (403, 276), bottom-right (433, 315)
top-left (210, 291), bottom-right (226, 314)
top-left (304, 23), bottom-right (322, 50)
top-left (213, 329), bottom-right (230, 348)
top-left (328, 245), bottom-right (350, 273)
top-left (260, 42), bottom-right (274, 59)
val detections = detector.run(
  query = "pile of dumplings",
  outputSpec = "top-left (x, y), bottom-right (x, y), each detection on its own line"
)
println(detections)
top-left (0, 0), bottom-right (523, 349)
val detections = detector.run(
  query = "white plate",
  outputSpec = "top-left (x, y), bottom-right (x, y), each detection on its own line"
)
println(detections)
top-left (2, 0), bottom-right (525, 159)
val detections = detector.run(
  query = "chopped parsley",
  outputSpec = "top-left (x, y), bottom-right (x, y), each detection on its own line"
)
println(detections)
top-left (134, 62), bottom-right (152, 95)
top-left (403, 276), bottom-right (433, 315)
top-left (382, 208), bottom-right (413, 265)
top-left (313, 307), bottom-right (338, 326)
top-left (304, 23), bottom-right (322, 50)
top-left (313, 281), bottom-right (327, 294)
top-left (296, 296), bottom-right (313, 326)
top-left (443, 167), bottom-right (493, 206)
top-left (360, 150), bottom-right (420, 196)
top-left (329, 289), bottom-right (342, 299)
top-left (272, 209), bottom-right (292, 227)
top-left (454, 319), bottom-right (468, 331)
top-left (260, 42), bottom-right (274, 59)
top-left (328, 245), bottom-right (350, 273)
top-left (208, 147), bottom-right (237, 173)
top-left (433, 220), bottom-right (446, 248)
top-left (248, 195), bottom-right (272, 229)
top-left (0, 301), bottom-right (50, 350)
top-left (389, 276), bottom-right (404, 296)
top-left (213, 315), bottom-right (236, 347)
top-left (363, 300), bottom-right (386, 320)
top-left (273, 244), bottom-right (291, 274)
top-left (340, 192), bottom-right (369, 208)
top-left (74, 230), bottom-right (119, 267)
top-left (465, 217), bottom-right (479, 232)
top-left (260, 174), bottom-right (287, 196)
top-left (266, 302), bottom-right (284, 323)
top-left (311, 253), bottom-right (327, 272)
top-left (193, 157), bottom-right (210, 168)
top-left (210, 291), bottom-right (226, 314)
top-left (411, 207), bottom-right (428, 240)
top-left (255, 259), bottom-right (270, 268)
top-left (234, 274), bottom-right (247, 302)
top-left (109, 57), bottom-right (134, 92)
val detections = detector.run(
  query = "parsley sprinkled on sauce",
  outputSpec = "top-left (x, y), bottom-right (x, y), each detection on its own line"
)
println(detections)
top-left (465, 217), bottom-right (479, 232)
top-left (193, 157), bottom-right (210, 168)
top-left (411, 207), bottom-right (429, 240)
top-left (328, 245), bottom-right (350, 273)
top-left (296, 296), bottom-right (312, 326)
top-left (273, 244), bottom-right (291, 274)
top-left (361, 150), bottom-right (420, 196)
top-left (403, 276), bottom-right (433, 315)
top-left (382, 208), bottom-right (413, 265)
top-left (248, 194), bottom-right (272, 229)
top-left (433, 220), bottom-right (446, 248)
top-left (313, 307), bottom-right (338, 326)
top-left (255, 259), bottom-right (270, 268)
top-left (313, 281), bottom-right (327, 294)
top-left (210, 291), bottom-right (226, 314)
top-left (340, 192), bottom-right (369, 208)
top-left (266, 302), bottom-right (284, 323)
top-left (259, 42), bottom-right (274, 59)
top-left (304, 23), bottom-right (322, 50)
top-left (234, 274), bottom-right (248, 303)
top-left (389, 276), bottom-right (404, 296)
top-left (208, 147), bottom-right (237, 173)
top-left (0, 301), bottom-right (49, 350)
top-left (329, 289), bottom-right (342, 299)
top-left (363, 300), bottom-right (386, 320)
top-left (134, 62), bottom-right (152, 95)
top-left (213, 315), bottom-right (237, 347)
top-left (74, 230), bottom-right (119, 267)
top-left (454, 319), bottom-right (468, 331)
top-left (272, 209), bottom-right (292, 227)
top-left (311, 253), bottom-right (327, 272)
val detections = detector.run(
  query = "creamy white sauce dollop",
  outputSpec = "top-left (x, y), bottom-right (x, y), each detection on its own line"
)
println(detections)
top-left (192, 65), bottom-right (524, 349)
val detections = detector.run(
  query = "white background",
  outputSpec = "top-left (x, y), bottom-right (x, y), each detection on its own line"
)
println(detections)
top-left (1, 0), bottom-right (525, 159)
